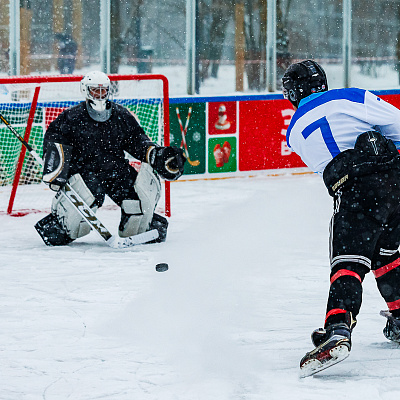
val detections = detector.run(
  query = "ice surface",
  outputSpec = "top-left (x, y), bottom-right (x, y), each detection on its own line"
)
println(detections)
top-left (1, 174), bottom-right (400, 399)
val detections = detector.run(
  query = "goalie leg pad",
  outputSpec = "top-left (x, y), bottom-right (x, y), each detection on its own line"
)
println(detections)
top-left (34, 213), bottom-right (74, 246)
top-left (52, 173), bottom-right (98, 240)
top-left (118, 163), bottom-right (161, 237)
top-left (118, 199), bottom-right (143, 237)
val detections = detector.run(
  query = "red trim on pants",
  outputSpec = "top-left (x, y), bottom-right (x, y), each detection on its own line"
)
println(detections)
top-left (387, 298), bottom-right (400, 311)
top-left (330, 269), bottom-right (362, 284)
top-left (373, 257), bottom-right (400, 279)
top-left (325, 308), bottom-right (347, 324)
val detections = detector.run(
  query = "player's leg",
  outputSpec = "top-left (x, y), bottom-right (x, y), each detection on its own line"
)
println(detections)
top-left (372, 213), bottom-right (400, 342)
top-left (300, 213), bottom-right (371, 376)
top-left (300, 191), bottom-right (377, 377)
top-left (325, 207), bottom-right (373, 328)
top-left (134, 164), bottom-right (168, 242)
top-left (106, 164), bottom-right (168, 241)
top-left (35, 173), bottom-right (103, 246)
top-left (301, 171), bottom-right (400, 376)
top-left (323, 170), bottom-right (400, 328)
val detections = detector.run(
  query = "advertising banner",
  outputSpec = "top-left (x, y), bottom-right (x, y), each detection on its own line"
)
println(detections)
top-left (208, 101), bottom-right (237, 136)
top-left (169, 91), bottom-right (400, 179)
top-left (208, 136), bottom-right (237, 173)
top-left (169, 102), bottom-right (206, 175)
top-left (207, 101), bottom-right (237, 173)
top-left (238, 99), bottom-right (305, 171)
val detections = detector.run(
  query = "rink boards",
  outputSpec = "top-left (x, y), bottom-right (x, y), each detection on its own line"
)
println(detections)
top-left (170, 89), bottom-right (400, 179)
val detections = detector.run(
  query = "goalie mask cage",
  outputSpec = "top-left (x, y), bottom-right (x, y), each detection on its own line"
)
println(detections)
top-left (0, 73), bottom-right (171, 217)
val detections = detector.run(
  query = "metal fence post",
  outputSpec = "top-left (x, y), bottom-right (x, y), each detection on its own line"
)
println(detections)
top-left (266, 0), bottom-right (276, 92)
top-left (343, 0), bottom-right (352, 88)
top-left (100, 0), bottom-right (111, 74)
top-left (9, 0), bottom-right (20, 76)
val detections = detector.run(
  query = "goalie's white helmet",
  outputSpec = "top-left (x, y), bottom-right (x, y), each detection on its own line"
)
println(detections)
top-left (80, 71), bottom-right (111, 121)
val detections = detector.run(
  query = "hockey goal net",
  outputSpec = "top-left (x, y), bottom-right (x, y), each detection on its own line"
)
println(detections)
top-left (0, 73), bottom-right (170, 217)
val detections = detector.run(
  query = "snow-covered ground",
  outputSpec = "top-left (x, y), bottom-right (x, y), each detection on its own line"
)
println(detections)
top-left (1, 173), bottom-right (400, 399)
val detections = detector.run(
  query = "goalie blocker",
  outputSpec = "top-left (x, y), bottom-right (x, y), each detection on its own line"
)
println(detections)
top-left (42, 142), bottom-right (73, 191)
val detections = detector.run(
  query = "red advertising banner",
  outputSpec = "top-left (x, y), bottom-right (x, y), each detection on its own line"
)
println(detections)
top-left (238, 99), bottom-right (305, 171)
top-left (208, 101), bottom-right (237, 135)
top-left (378, 94), bottom-right (400, 109)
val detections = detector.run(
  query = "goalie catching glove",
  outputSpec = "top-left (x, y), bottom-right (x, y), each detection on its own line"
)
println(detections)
top-left (147, 145), bottom-right (186, 181)
top-left (42, 141), bottom-right (73, 191)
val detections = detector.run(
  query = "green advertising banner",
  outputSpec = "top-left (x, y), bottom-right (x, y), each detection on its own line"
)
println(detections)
top-left (169, 103), bottom-right (206, 175)
top-left (208, 136), bottom-right (237, 173)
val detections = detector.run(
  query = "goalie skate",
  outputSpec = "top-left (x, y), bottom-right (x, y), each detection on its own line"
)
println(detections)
top-left (299, 323), bottom-right (351, 378)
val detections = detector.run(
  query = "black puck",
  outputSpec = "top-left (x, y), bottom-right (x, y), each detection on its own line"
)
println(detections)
top-left (156, 263), bottom-right (169, 272)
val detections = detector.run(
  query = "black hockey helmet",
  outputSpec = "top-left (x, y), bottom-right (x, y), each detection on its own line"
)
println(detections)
top-left (282, 60), bottom-right (328, 108)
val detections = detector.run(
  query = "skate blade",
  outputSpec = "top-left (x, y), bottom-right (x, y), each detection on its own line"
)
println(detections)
top-left (299, 344), bottom-right (350, 378)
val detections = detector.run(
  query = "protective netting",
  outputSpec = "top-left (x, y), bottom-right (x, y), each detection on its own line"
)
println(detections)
top-left (0, 76), bottom-right (166, 215)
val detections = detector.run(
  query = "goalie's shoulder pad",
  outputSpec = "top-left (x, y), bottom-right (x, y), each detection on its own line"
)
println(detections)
top-left (43, 142), bottom-right (73, 191)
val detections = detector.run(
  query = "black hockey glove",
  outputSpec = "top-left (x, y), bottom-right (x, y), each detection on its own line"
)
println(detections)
top-left (42, 142), bottom-right (73, 191)
top-left (149, 146), bottom-right (186, 181)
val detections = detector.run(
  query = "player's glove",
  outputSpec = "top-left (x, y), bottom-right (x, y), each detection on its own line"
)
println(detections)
top-left (148, 145), bottom-right (186, 181)
top-left (42, 142), bottom-right (73, 191)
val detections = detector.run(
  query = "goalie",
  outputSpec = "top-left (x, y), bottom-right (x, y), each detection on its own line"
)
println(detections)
top-left (35, 70), bottom-right (186, 246)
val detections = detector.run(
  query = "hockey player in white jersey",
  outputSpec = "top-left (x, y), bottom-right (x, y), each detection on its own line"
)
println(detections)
top-left (282, 60), bottom-right (400, 377)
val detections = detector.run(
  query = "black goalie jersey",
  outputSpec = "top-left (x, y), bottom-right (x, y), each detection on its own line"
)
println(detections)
top-left (43, 101), bottom-right (156, 179)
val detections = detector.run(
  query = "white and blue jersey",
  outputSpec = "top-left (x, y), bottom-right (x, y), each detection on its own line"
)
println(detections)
top-left (286, 88), bottom-right (400, 174)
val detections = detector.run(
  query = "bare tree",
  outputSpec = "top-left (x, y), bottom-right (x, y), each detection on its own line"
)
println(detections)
top-left (200, 0), bottom-right (234, 79)
top-left (110, 0), bottom-right (123, 73)
top-left (244, 0), bottom-right (267, 90)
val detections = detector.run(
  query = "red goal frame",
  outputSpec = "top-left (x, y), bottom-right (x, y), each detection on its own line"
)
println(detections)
top-left (0, 73), bottom-right (171, 217)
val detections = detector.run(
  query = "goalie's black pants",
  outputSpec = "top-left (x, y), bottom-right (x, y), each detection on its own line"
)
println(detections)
top-left (79, 164), bottom-right (139, 208)
top-left (326, 169), bottom-right (400, 328)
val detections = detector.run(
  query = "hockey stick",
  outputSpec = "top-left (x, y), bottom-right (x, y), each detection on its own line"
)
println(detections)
top-left (176, 107), bottom-right (200, 166)
top-left (0, 112), bottom-right (158, 249)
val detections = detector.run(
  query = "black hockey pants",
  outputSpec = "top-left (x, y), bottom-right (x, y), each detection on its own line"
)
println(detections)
top-left (79, 164), bottom-right (139, 208)
top-left (326, 169), bottom-right (400, 327)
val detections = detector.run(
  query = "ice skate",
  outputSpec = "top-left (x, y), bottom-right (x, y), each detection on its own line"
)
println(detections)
top-left (299, 323), bottom-right (351, 377)
top-left (380, 310), bottom-right (400, 343)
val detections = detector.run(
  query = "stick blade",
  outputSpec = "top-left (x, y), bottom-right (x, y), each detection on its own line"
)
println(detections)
top-left (107, 229), bottom-right (159, 249)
